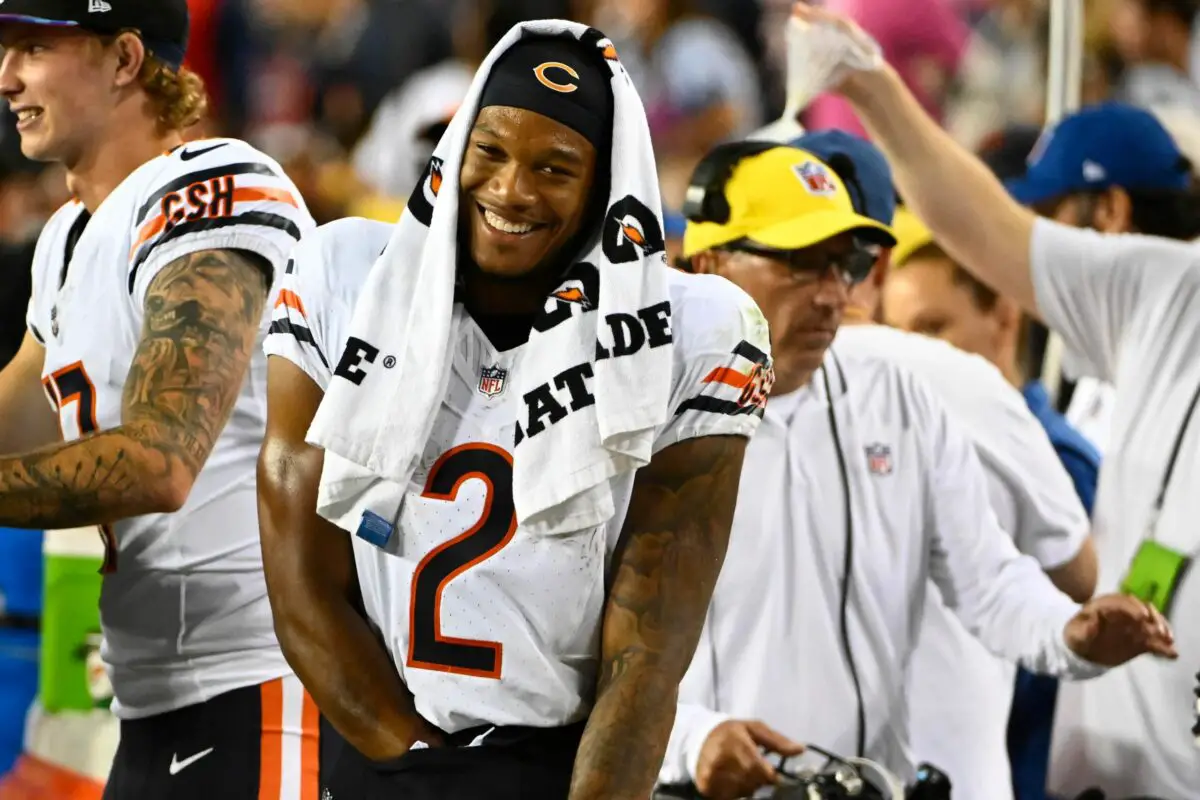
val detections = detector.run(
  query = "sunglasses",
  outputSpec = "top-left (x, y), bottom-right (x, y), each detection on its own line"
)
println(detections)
top-left (722, 236), bottom-right (881, 286)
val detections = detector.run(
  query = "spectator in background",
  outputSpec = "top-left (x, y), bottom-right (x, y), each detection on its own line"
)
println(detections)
top-left (592, 0), bottom-right (763, 208)
top-left (246, 0), bottom-right (452, 148)
top-left (804, 0), bottom-right (968, 138)
top-left (0, 115), bottom-right (64, 366)
top-left (595, 0), bottom-right (762, 146)
top-left (1110, 0), bottom-right (1200, 109)
top-left (942, 0), bottom-right (1047, 151)
top-left (353, 0), bottom-right (569, 202)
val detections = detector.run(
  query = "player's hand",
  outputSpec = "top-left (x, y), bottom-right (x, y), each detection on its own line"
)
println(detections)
top-left (401, 714), bottom-right (446, 750)
top-left (694, 719), bottom-right (804, 800)
top-left (1064, 593), bottom-right (1178, 666)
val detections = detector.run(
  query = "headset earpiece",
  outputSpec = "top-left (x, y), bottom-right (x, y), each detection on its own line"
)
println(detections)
top-left (682, 141), bottom-right (777, 225)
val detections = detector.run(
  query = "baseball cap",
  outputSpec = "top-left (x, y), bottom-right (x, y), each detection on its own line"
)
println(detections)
top-left (683, 146), bottom-right (896, 259)
top-left (889, 207), bottom-right (936, 268)
top-left (791, 130), bottom-right (897, 226)
top-left (0, 0), bottom-right (190, 70)
top-left (1006, 103), bottom-right (1190, 206)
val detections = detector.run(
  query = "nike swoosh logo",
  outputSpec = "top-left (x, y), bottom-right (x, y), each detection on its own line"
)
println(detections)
top-left (180, 143), bottom-right (228, 161)
top-left (169, 747), bottom-right (214, 775)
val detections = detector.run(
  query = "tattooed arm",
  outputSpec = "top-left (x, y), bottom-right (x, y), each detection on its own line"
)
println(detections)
top-left (0, 249), bottom-right (268, 528)
top-left (568, 434), bottom-right (749, 800)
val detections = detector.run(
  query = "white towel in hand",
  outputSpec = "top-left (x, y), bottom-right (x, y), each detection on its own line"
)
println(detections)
top-left (307, 20), bottom-right (673, 538)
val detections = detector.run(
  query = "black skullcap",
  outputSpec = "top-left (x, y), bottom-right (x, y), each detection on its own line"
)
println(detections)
top-left (478, 36), bottom-right (614, 151)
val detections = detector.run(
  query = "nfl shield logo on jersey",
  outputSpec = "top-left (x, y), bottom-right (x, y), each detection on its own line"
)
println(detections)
top-left (865, 443), bottom-right (893, 475)
top-left (478, 365), bottom-right (507, 398)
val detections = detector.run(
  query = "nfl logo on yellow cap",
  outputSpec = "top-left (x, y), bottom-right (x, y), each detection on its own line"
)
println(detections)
top-left (795, 161), bottom-right (837, 196)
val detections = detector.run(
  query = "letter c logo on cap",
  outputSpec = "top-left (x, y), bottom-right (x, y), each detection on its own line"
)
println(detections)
top-left (533, 62), bottom-right (580, 94)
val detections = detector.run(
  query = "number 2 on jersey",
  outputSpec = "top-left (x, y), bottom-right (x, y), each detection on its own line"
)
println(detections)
top-left (42, 362), bottom-right (119, 573)
top-left (407, 444), bottom-right (516, 679)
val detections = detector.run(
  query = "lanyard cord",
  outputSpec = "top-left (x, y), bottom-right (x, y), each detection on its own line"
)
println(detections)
top-left (1149, 379), bottom-right (1200, 532)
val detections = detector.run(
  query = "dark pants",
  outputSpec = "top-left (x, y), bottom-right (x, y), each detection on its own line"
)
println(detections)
top-left (321, 720), bottom-right (586, 800)
top-left (104, 677), bottom-right (320, 800)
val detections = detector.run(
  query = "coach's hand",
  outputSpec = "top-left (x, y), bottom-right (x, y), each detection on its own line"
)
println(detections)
top-left (694, 720), bottom-right (804, 800)
top-left (1064, 593), bottom-right (1178, 666)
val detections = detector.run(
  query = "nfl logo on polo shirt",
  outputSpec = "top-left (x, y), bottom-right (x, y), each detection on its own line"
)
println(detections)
top-left (865, 443), bottom-right (893, 476)
top-left (478, 365), bottom-right (507, 398)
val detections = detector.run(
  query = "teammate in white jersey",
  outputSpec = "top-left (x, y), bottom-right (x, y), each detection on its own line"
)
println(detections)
top-left (258, 31), bottom-right (770, 800)
top-left (657, 141), bottom-right (1176, 800)
top-left (0, 0), bottom-right (318, 797)
top-left (792, 1), bottom-right (1200, 793)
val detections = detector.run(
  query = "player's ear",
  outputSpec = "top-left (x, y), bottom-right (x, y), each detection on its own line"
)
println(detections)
top-left (689, 250), bottom-right (720, 276)
top-left (110, 32), bottom-right (147, 89)
top-left (994, 295), bottom-right (1022, 334)
top-left (1094, 186), bottom-right (1132, 234)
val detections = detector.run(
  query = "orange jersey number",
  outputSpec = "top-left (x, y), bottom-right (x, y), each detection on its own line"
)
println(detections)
top-left (42, 362), bottom-right (118, 573)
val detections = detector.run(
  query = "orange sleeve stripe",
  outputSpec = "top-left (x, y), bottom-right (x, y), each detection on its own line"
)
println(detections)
top-left (234, 186), bottom-right (299, 207)
top-left (130, 214), bottom-right (167, 259)
top-left (274, 289), bottom-right (307, 317)
top-left (703, 367), bottom-right (750, 389)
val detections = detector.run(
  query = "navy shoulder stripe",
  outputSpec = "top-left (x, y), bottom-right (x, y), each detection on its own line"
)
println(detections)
top-left (674, 395), bottom-right (764, 419)
top-left (128, 212), bottom-right (302, 294)
top-left (268, 319), bottom-right (330, 369)
top-left (733, 340), bottom-right (769, 366)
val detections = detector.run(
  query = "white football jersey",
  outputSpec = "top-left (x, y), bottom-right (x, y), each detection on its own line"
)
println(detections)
top-left (265, 217), bottom-right (771, 732)
top-left (25, 138), bottom-right (316, 719)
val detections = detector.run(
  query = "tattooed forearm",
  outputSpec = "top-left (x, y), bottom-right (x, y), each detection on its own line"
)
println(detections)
top-left (567, 435), bottom-right (748, 800)
top-left (0, 249), bottom-right (268, 529)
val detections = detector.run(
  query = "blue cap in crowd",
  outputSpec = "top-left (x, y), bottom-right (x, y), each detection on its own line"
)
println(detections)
top-left (1006, 103), bottom-right (1190, 206)
top-left (791, 130), bottom-right (896, 225)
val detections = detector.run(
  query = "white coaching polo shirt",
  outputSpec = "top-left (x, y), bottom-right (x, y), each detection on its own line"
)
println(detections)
top-left (659, 344), bottom-right (1103, 786)
top-left (835, 324), bottom-right (1090, 800)
top-left (1031, 220), bottom-right (1200, 799)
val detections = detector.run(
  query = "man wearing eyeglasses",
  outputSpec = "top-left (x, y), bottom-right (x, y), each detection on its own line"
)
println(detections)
top-left (656, 144), bottom-right (1177, 800)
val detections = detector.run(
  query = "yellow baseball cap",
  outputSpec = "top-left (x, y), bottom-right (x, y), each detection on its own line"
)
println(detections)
top-left (682, 146), bottom-right (897, 259)
top-left (889, 206), bottom-right (938, 268)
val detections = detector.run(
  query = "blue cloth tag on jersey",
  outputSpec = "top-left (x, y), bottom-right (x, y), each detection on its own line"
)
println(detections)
top-left (356, 510), bottom-right (394, 549)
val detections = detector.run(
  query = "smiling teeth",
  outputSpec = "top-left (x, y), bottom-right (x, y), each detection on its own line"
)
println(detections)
top-left (484, 209), bottom-right (535, 234)
top-left (16, 109), bottom-right (41, 121)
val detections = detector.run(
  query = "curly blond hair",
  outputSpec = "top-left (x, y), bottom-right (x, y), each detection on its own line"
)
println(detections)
top-left (139, 57), bottom-right (208, 133)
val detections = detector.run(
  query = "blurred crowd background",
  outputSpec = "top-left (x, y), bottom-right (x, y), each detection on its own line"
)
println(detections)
top-left (0, 14), bottom-right (1194, 511)
top-left (1, 0), bottom-right (1199, 783)
top-left (0, 0), bottom-right (1188, 301)
top-left (6, 0), bottom-right (1200, 366)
